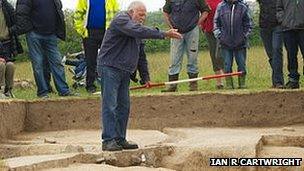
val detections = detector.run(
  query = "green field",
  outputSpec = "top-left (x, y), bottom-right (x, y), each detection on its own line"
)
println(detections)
top-left (13, 46), bottom-right (303, 99)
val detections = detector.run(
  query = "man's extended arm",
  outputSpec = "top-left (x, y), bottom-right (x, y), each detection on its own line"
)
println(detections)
top-left (113, 14), bottom-right (182, 39)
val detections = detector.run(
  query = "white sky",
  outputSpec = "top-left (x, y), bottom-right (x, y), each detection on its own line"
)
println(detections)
top-left (62, 0), bottom-right (165, 12)
top-left (62, 0), bottom-right (254, 12)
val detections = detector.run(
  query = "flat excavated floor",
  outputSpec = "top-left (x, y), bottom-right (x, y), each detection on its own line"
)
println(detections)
top-left (1, 126), bottom-right (304, 171)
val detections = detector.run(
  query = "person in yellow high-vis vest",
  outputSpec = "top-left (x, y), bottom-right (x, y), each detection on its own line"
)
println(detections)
top-left (74, 0), bottom-right (119, 93)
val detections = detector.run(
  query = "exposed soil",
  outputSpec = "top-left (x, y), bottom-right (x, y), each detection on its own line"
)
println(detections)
top-left (23, 91), bottom-right (304, 132)
top-left (1, 127), bottom-right (304, 171)
top-left (1, 91), bottom-right (304, 171)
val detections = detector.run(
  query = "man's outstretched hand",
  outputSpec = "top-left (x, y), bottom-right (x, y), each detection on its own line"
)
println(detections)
top-left (164, 29), bottom-right (182, 39)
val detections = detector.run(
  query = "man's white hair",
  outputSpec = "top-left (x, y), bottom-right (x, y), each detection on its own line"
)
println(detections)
top-left (127, 1), bottom-right (146, 12)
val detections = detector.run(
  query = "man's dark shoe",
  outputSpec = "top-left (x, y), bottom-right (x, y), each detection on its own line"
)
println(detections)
top-left (116, 139), bottom-right (139, 150)
top-left (272, 84), bottom-right (285, 89)
top-left (60, 91), bottom-right (79, 97)
top-left (285, 81), bottom-right (300, 89)
top-left (102, 140), bottom-right (123, 151)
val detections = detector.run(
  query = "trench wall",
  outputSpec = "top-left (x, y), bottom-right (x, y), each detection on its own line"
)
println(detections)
top-left (1, 91), bottom-right (304, 139)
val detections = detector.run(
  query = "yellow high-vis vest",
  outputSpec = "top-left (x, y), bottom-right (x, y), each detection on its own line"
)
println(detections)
top-left (74, 0), bottom-right (120, 38)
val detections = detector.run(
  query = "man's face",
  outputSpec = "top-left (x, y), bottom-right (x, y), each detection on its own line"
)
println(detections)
top-left (131, 6), bottom-right (147, 24)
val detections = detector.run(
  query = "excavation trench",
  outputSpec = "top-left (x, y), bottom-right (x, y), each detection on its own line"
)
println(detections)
top-left (0, 91), bottom-right (304, 171)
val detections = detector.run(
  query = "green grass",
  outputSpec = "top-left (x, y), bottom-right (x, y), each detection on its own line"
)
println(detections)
top-left (13, 46), bottom-right (304, 100)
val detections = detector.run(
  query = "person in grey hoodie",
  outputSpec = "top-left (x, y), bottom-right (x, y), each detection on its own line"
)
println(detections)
top-left (277, 0), bottom-right (304, 89)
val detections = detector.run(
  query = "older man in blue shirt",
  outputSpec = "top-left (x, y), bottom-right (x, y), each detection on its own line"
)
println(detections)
top-left (97, 1), bottom-right (182, 151)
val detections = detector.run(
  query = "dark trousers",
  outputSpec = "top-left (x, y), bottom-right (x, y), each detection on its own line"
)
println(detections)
top-left (283, 30), bottom-right (304, 82)
top-left (83, 29), bottom-right (105, 90)
top-left (44, 58), bottom-right (52, 92)
top-left (260, 26), bottom-right (284, 86)
top-left (205, 32), bottom-right (223, 72)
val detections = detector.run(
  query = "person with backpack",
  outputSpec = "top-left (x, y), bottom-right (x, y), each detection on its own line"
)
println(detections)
top-left (162, 0), bottom-right (210, 92)
top-left (214, 0), bottom-right (253, 89)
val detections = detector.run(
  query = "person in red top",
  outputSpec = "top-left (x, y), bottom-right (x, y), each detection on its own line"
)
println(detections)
top-left (200, 0), bottom-right (224, 89)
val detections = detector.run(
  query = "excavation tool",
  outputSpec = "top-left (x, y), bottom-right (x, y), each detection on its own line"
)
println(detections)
top-left (130, 71), bottom-right (243, 90)
top-left (92, 72), bottom-right (243, 95)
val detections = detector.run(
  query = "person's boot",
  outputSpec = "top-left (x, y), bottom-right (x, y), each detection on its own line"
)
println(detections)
top-left (161, 74), bottom-right (179, 92)
top-left (225, 77), bottom-right (234, 89)
top-left (215, 70), bottom-right (224, 89)
top-left (102, 140), bottom-right (123, 151)
top-left (238, 75), bottom-right (246, 89)
top-left (188, 73), bottom-right (198, 91)
top-left (116, 139), bottom-right (138, 150)
top-left (0, 86), bottom-right (8, 99)
top-left (4, 86), bottom-right (14, 98)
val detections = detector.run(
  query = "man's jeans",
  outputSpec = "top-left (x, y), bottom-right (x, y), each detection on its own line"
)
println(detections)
top-left (283, 30), bottom-right (304, 82)
top-left (26, 31), bottom-right (70, 96)
top-left (260, 26), bottom-right (284, 86)
top-left (221, 48), bottom-right (247, 75)
top-left (98, 65), bottom-right (130, 143)
top-left (169, 26), bottom-right (199, 75)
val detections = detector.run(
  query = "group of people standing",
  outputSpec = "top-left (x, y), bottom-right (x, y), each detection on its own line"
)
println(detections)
top-left (162, 0), bottom-right (252, 91)
top-left (162, 0), bottom-right (304, 91)
top-left (257, 0), bottom-right (304, 90)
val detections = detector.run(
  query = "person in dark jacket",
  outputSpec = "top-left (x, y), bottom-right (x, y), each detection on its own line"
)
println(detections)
top-left (277, 0), bottom-right (304, 89)
top-left (12, 0), bottom-right (72, 98)
top-left (130, 41), bottom-right (150, 85)
top-left (214, 0), bottom-right (253, 89)
top-left (0, 0), bottom-right (23, 98)
top-left (258, 0), bottom-right (284, 89)
top-left (97, 1), bottom-right (181, 151)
